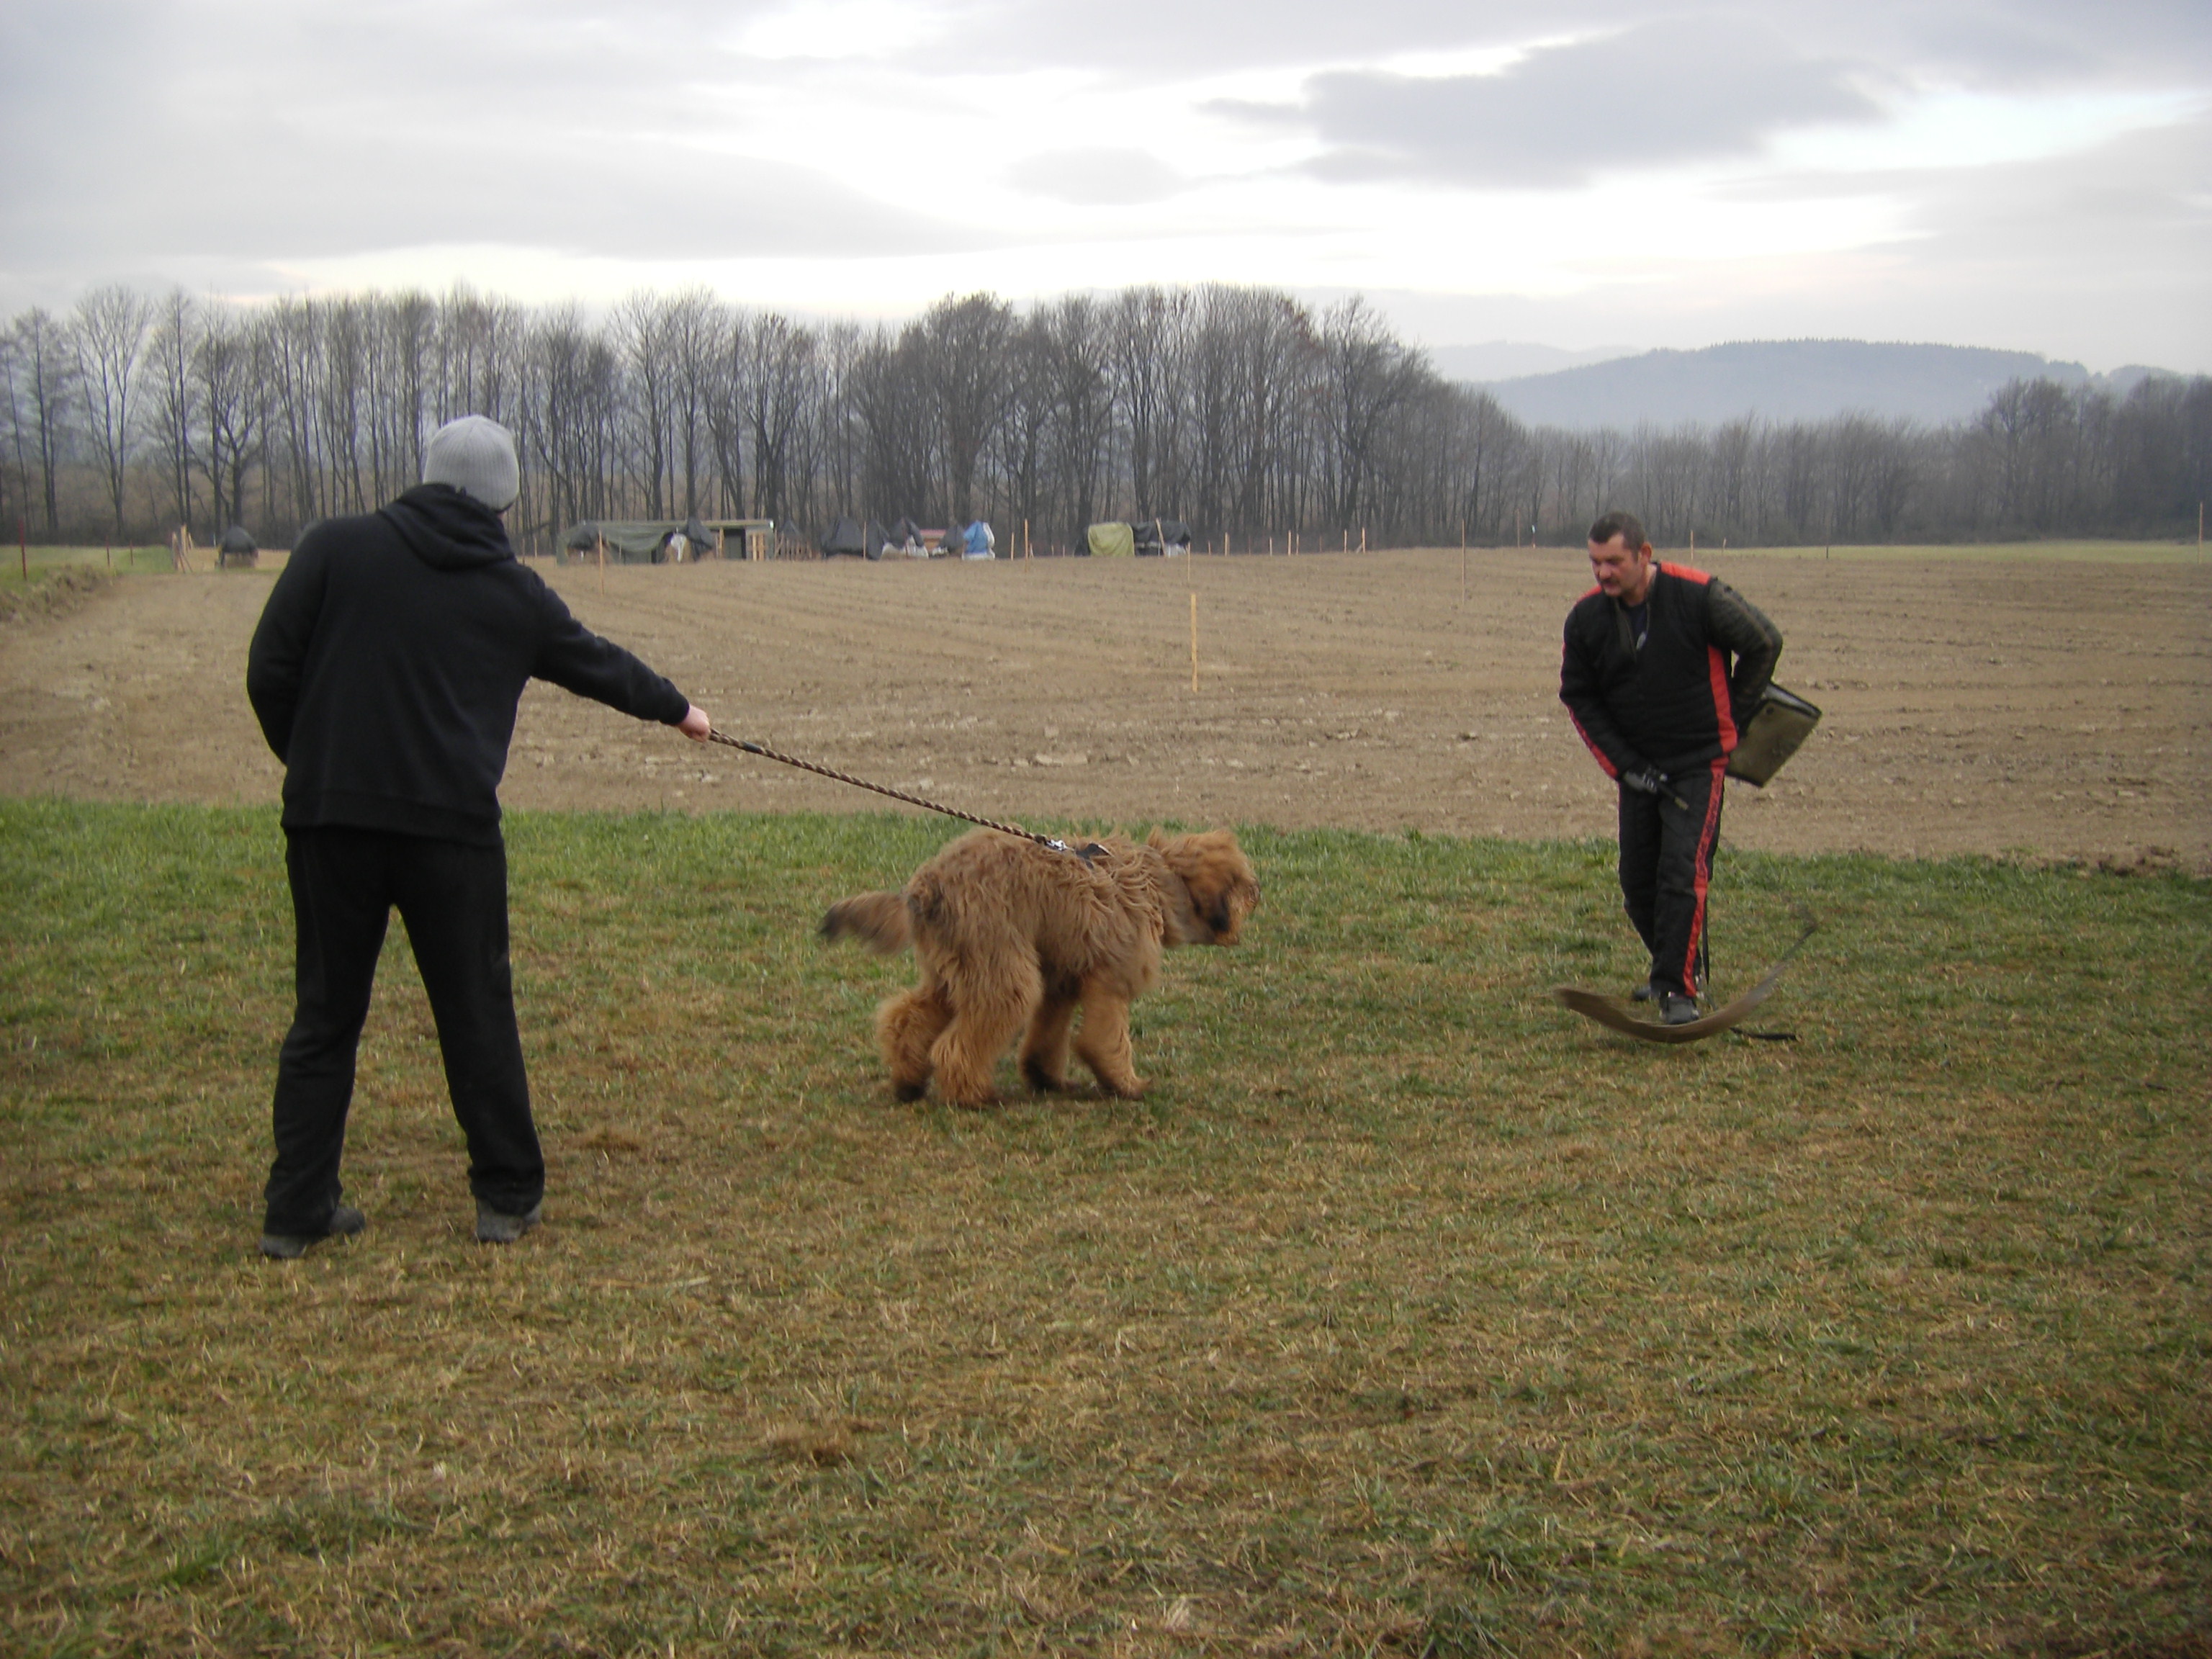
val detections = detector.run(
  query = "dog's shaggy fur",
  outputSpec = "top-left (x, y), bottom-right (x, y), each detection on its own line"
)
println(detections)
top-left (821, 828), bottom-right (1259, 1107)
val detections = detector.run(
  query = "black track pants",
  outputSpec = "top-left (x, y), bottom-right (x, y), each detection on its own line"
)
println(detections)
top-left (1616, 758), bottom-right (1727, 1000)
top-left (263, 827), bottom-right (541, 1234)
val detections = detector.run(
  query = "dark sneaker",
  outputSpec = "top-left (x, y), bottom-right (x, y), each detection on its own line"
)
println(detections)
top-left (259, 1204), bottom-right (367, 1260)
top-left (1660, 994), bottom-right (1701, 1026)
top-left (1630, 981), bottom-right (1655, 1002)
top-left (475, 1200), bottom-right (542, 1245)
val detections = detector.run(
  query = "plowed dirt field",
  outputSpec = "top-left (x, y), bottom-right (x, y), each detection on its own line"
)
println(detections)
top-left (4, 547), bottom-right (2205, 871)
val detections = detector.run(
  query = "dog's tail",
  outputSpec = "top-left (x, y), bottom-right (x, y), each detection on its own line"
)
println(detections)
top-left (819, 891), bottom-right (912, 955)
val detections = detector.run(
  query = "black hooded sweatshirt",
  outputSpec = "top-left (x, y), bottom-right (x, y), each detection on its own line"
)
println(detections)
top-left (247, 484), bottom-right (690, 843)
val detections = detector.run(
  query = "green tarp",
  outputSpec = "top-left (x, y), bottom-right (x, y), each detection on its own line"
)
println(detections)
top-left (1086, 521), bottom-right (1135, 558)
top-left (558, 521), bottom-right (693, 564)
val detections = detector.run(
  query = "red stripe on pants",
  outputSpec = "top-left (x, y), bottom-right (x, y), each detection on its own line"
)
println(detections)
top-left (1681, 758), bottom-right (1727, 997)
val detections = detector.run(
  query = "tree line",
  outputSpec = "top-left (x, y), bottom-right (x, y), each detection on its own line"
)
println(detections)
top-left (4, 282), bottom-right (2207, 554)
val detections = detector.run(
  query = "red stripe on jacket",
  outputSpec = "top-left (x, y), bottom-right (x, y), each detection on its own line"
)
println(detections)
top-left (1658, 563), bottom-right (1737, 753)
top-left (1707, 647), bottom-right (1737, 751)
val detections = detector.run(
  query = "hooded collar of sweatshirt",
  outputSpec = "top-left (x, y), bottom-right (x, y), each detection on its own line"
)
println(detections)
top-left (379, 482), bottom-right (515, 571)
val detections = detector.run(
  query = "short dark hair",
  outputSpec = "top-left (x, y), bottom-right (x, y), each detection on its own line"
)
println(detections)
top-left (1588, 511), bottom-right (1647, 551)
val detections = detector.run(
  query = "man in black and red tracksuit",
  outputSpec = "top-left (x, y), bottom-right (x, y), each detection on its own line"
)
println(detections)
top-left (1560, 510), bottom-right (1782, 1025)
top-left (246, 415), bottom-right (713, 1259)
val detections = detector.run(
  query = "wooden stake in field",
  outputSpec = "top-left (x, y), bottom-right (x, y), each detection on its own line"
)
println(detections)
top-left (1190, 590), bottom-right (1199, 694)
top-left (596, 533), bottom-right (606, 595)
top-left (1460, 521), bottom-right (1467, 606)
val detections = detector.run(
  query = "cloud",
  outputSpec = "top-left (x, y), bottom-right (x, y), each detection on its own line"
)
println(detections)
top-left (938, 0), bottom-right (1524, 75)
top-left (2, 121), bottom-right (982, 263)
top-left (917, 0), bottom-right (2211, 99)
top-left (0, 1), bottom-right (984, 264)
top-left (1215, 18), bottom-right (1886, 189)
top-left (1885, 109), bottom-right (2212, 284)
top-left (1888, 1), bottom-right (2212, 91)
top-left (1360, 109), bottom-right (2212, 370)
top-left (1006, 148), bottom-right (1187, 205)
top-left (1, 0), bottom-right (2205, 372)
top-left (734, 0), bottom-right (951, 60)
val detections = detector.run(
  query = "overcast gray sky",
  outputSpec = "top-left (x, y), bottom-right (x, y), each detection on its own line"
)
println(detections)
top-left (4, 0), bottom-right (2207, 368)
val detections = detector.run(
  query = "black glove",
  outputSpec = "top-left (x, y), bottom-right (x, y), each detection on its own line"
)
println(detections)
top-left (1622, 765), bottom-right (1669, 797)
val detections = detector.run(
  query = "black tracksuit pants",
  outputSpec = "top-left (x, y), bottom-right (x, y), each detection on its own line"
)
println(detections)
top-left (1617, 757), bottom-right (1727, 1000)
top-left (263, 827), bottom-right (541, 1234)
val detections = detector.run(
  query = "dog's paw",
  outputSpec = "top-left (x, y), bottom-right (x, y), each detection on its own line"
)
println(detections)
top-left (1021, 1058), bottom-right (1069, 1094)
top-left (893, 1079), bottom-right (929, 1103)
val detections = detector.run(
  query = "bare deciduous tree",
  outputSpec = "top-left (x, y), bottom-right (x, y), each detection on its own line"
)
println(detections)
top-left (73, 285), bottom-right (153, 541)
top-left (920, 292), bottom-right (1015, 526)
top-left (197, 304), bottom-right (264, 536)
top-left (145, 289), bottom-right (202, 536)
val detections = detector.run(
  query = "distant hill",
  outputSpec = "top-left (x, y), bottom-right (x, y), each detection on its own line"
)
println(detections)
top-left (1470, 339), bottom-right (2157, 431)
top-left (1426, 341), bottom-right (1637, 382)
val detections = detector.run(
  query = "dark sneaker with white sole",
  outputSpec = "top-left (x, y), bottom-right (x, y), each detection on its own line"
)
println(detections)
top-left (260, 1204), bottom-right (367, 1260)
top-left (1660, 994), bottom-right (1701, 1026)
top-left (475, 1200), bottom-right (542, 1244)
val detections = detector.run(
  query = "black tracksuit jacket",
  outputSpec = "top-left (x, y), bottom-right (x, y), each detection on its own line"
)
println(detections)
top-left (1559, 562), bottom-right (1783, 778)
top-left (247, 484), bottom-right (690, 843)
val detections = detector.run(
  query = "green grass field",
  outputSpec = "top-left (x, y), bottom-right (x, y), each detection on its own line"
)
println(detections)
top-left (2, 801), bottom-right (2206, 1656)
top-left (4, 545), bottom-right (176, 575)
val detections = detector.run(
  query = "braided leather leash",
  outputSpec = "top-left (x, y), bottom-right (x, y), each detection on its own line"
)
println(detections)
top-left (704, 728), bottom-right (1092, 855)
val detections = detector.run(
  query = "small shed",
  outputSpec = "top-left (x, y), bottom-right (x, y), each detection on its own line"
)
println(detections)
top-left (699, 518), bottom-right (777, 560)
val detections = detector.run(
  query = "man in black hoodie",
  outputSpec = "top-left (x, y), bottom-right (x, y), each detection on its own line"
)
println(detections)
top-left (1560, 511), bottom-right (1781, 1026)
top-left (246, 415), bottom-right (711, 1258)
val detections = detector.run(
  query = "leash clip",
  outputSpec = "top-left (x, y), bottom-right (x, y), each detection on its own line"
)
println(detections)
top-left (1044, 838), bottom-right (1110, 864)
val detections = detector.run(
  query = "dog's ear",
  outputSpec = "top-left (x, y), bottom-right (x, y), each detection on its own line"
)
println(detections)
top-left (1152, 830), bottom-right (1259, 946)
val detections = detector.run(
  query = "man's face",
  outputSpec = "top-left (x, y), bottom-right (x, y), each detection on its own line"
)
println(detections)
top-left (1588, 534), bottom-right (1654, 604)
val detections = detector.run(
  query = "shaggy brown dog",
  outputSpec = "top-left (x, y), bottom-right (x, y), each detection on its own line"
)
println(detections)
top-left (822, 828), bottom-right (1259, 1107)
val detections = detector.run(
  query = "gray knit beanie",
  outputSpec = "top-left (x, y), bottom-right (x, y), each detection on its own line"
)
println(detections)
top-left (423, 415), bottom-right (520, 511)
